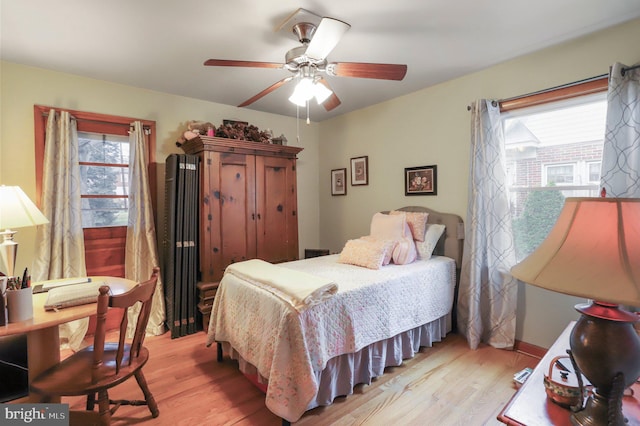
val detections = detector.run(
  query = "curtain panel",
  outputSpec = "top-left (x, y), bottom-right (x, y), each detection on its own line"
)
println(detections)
top-left (33, 109), bottom-right (88, 350)
top-left (600, 62), bottom-right (640, 197)
top-left (125, 121), bottom-right (165, 336)
top-left (457, 100), bottom-right (518, 350)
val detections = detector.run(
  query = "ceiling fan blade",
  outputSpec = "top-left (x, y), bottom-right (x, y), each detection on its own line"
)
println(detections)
top-left (328, 62), bottom-right (407, 81)
top-left (204, 59), bottom-right (283, 69)
top-left (305, 17), bottom-right (350, 60)
top-left (237, 77), bottom-right (293, 107)
top-left (317, 78), bottom-right (341, 111)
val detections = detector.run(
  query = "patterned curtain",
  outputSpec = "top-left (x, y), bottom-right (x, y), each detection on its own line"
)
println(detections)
top-left (600, 62), bottom-right (640, 197)
top-left (33, 110), bottom-right (88, 350)
top-left (125, 121), bottom-right (165, 335)
top-left (457, 100), bottom-right (518, 350)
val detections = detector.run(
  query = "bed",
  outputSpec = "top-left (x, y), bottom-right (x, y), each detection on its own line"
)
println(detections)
top-left (206, 206), bottom-right (464, 424)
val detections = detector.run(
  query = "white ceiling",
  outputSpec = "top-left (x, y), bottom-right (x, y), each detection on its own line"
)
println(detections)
top-left (2, 0), bottom-right (640, 122)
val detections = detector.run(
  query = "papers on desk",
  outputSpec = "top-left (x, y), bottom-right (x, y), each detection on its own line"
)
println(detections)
top-left (32, 277), bottom-right (92, 294)
top-left (43, 281), bottom-right (105, 311)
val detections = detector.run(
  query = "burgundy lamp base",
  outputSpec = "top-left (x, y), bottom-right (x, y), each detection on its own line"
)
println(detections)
top-left (569, 301), bottom-right (640, 426)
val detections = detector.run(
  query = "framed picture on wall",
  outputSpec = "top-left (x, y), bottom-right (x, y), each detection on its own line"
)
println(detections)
top-left (350, 156), bottom-right (369, 186)
top-left (331, 168), bottom-right (347, 196)
top-left (405, 165), bottom-right (437, 195)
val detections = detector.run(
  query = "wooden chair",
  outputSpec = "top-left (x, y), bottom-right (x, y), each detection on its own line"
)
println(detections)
top-left (30, 268), bottom-right (161, 425)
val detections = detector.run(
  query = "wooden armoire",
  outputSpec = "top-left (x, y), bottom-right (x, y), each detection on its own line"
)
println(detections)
top-left (180, 135), bottom-right (303, 287)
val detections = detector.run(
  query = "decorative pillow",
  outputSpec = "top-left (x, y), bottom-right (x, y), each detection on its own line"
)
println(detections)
top-left (416, 224), bottom-right (446, 260)
top-left (361, 236), bottom-right (396, 265)
top-left (338, 238), bottom-right (389, 269)
top-left (390, 210), bottom-right (429, 242)
top-left (370, 212), bottom-right (408, 241)
top-left (392, 233), bottom-right (418, 265)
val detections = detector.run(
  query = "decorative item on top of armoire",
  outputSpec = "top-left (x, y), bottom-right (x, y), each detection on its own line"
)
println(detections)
top-left (163, 154), bottom-right (200, 338)
top-left (179, 135), bottom-right (303, 294)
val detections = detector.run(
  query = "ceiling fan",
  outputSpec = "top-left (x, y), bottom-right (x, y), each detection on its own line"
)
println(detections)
top-left (204, 9), bottom-right (408, 112)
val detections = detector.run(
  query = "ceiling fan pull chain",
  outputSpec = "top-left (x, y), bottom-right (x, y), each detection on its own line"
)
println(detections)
top-left (296, 103), bottom-right (300, 144)
top-left (307, 101), bottom-right (310, 125)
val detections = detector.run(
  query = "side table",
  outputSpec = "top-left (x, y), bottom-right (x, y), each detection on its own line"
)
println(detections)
top-left (498, 321), bottom-right (640, 425)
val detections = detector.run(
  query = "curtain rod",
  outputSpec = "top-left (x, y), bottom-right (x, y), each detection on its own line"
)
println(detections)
top-left (622, 63), bottom-right (640, 76)
top-left (466, 73), bottom-right (608, 111)
top-left (497, 74), bottom-right (607, 105)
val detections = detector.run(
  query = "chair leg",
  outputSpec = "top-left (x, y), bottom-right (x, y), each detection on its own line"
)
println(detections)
top-left (134, 370), bottom-right (159, 418)
top-left (86, 392), bottom-right (96, 411)
top-left (97, 390), bottom-right (111, 425)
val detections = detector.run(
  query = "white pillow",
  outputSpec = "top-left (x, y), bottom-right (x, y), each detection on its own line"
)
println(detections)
top-left (416, 224), bottom-right (446, 260)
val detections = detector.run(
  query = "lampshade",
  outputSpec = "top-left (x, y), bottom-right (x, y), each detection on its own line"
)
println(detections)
top-left (0, 186), bottom-right (49, 230)
top-left (0, 185), bottom-right (49, 277)
top-left (288, 77), bottom-right (333, 107)
top-left (510, 197), bottom-right (640, 307)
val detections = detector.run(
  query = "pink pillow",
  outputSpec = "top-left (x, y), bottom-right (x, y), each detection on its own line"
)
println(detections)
top-left (338, 238), bottom-right (389, 269)
top-left (370, 212), bottom-right (406, 240)
top-left (390, 210), bottom-right (429, 241)
top-left (361, 236), bottom-right (396, 265)
top-left (392, 222), bottom-right (418, 264)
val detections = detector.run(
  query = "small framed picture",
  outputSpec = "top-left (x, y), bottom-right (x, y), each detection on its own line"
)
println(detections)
top-left (405, 165), bottom-right (437, 196)
top-left (350, 156), bottom-right (369, 186)
top-left (331, 168), bottom-right (347, 196)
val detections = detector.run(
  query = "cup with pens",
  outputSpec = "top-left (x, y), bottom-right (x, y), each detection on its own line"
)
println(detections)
top-left (6, 268), bottom-right (33, 323)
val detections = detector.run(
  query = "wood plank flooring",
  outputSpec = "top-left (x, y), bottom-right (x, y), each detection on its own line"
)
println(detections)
top-left (63, 331), bottom-right (539, 425)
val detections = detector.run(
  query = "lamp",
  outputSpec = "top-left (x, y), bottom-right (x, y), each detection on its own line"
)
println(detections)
top-left (0, 186), bottom-right (49, 277)
top-left (288, 77), bottom-right (333, 107)
top-left (511, 197), bottom-right (640, 426)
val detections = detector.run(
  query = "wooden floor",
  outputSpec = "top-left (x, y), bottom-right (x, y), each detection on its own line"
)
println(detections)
top-left (64, 330), bottom-right (539, 426)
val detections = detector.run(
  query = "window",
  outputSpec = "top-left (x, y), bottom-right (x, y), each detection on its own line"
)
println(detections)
top-left (501, 81), bottom-right (608, 261)
top-left (34, 106), bottom-right (156, 277)
top-left (545, 163), bottom-right (575, 185)
top-left (588, 161), bottom-right (601, 183)
top-left (78, 131), bottom-right (130, 227)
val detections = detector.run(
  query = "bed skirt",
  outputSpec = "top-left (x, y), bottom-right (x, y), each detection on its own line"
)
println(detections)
top-left (219, 312), bottom-right (451, 414)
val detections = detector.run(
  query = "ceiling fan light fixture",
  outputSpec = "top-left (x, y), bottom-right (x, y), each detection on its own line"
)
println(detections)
top-left (313, 81), bottom-right (332, 104)
top-left (289, 77), bottom-right (333, 106)
top-left (289, 77), bottom-right (314, 106)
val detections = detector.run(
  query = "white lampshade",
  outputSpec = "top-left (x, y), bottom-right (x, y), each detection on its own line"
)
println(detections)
top-left (510, 197), bottom-right (640, 307)
top-left (0, 186), bottom-right (49, 229)
top-left (313, 81), bottom-right (333, 104)
top-left (289, 78), bottom-right (333, 107)
top-left (0, 185), bottom-right (49, 277)
top-left (289, 78), bottom-right (315, 106)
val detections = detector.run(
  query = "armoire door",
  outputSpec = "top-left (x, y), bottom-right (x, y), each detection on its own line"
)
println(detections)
top-left (204, 151), bottom-right (257, 282)
top-left (255, 155), bottom-right (299, 263)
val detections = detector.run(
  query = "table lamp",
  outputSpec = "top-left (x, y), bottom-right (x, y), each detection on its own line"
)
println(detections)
top-left (511, 197), bottom-right (640, 426)
top-left (0, 185), bottom-right (49, 278)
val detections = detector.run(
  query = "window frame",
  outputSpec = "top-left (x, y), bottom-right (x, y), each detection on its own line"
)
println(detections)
top-left (544, 162), bottom-right (576, 185)
top-left (500, 77), bottom-right (608, 261)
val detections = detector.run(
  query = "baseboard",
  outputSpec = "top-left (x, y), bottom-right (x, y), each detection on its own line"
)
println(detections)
top-left (514, 339), bottom-right (546, 359)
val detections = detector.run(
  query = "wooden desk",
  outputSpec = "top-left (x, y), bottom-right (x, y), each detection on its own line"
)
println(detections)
top-left (0, 277), bottom-right (135, 401)
top-left (498, 321), bottom-right (640, 425)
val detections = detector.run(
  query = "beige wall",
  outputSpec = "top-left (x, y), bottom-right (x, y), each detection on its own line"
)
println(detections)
top-left (0, 62), bottom-right (321, 274)
top-left (317, 18), bottom-right (640, 348)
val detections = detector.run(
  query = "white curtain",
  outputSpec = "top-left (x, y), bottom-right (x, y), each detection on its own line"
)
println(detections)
top-left (457, 100), bottom-right (518, 350)
top-left (600, 62), bottom-right (640, 197)
top-left (125, 121), bottom-right (165, 335)
top-left (33, 110), bottom-right (88, 350)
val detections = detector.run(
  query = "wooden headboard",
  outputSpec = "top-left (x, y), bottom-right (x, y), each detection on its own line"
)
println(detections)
top-left (391, 206), bottom-right (464, 270)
